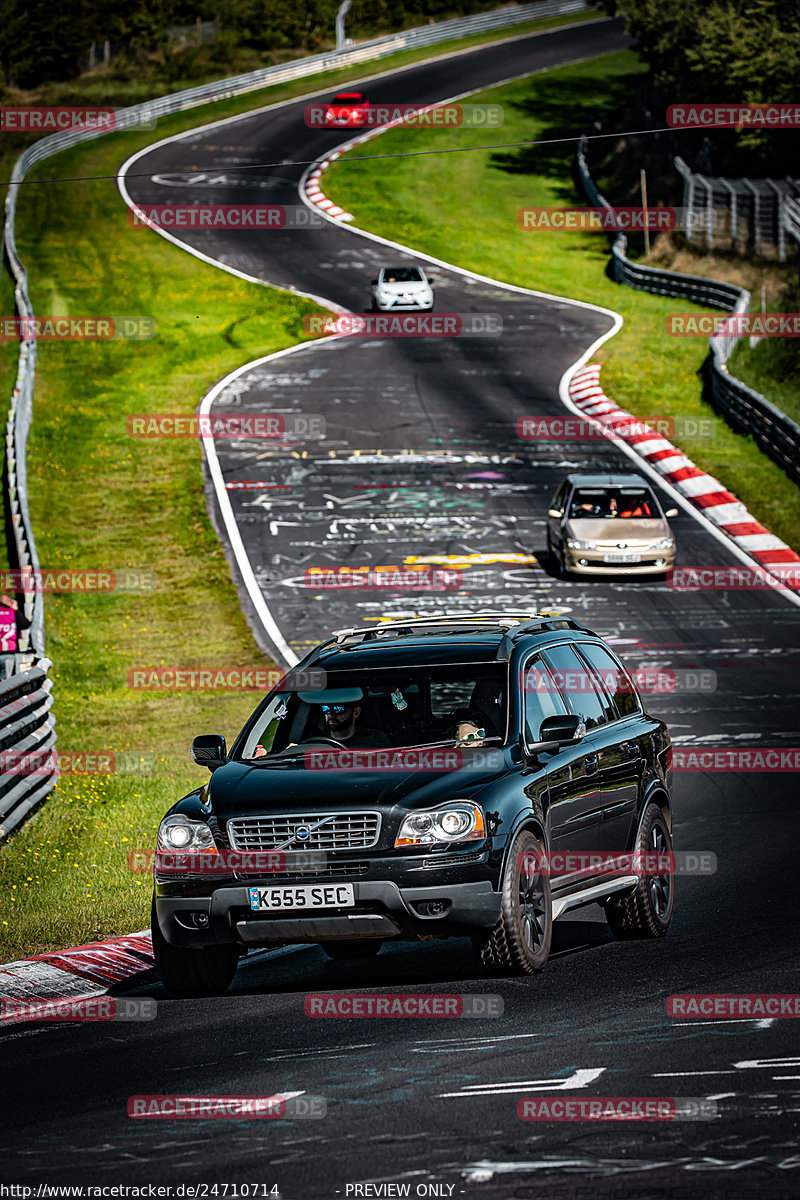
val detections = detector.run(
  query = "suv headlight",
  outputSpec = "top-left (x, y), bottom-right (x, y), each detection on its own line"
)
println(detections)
top-left (649, 537), bottom-right (674, 550)
top-left (157, 815), bottom-right (216, 852)
top-left (395, 802), bottom-right (486, 847)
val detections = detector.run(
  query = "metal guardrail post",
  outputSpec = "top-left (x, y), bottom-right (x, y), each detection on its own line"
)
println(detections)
top-left (335, 0), bottom-right (353, 51)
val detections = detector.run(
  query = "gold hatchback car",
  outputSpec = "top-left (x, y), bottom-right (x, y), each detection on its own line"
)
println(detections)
top-left (547, 473), bottom-right (678, 577)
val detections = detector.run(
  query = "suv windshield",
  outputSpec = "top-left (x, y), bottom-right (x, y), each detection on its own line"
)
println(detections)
top-left (234, 664), bottom-right (508, 759)
top-left (570, 486), bottom-right (658, 520)
top-left (382, 267), bottom-right (423, 283)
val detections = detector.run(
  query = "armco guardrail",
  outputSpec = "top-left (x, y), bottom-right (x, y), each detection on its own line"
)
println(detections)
top-left (576, 135), bottom-right (800, 486)
top-left (1, 0), bottom-right (591, 835)
top-left (0, 658), bottom-right (57, 838)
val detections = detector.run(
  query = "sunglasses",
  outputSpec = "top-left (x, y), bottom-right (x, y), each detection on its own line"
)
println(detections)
top-left (321, 704), bottom-right (348, 716)
top-left (460, 728), bottom-right (486, 743)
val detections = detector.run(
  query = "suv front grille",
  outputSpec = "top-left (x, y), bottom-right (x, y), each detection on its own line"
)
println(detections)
top-left (250, 859), bottom-right (371, 879)
top-left (227, 811), bottom-right (381, 852)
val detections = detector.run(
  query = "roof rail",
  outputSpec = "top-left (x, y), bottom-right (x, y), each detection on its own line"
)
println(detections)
top-left (329, 610), bottom-right (574, 646)
top-left (497, 613), bottom-right (585, 657)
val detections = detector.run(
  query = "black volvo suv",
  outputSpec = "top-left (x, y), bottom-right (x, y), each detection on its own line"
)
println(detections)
top-left (152, 612), bottom-right (674, 996)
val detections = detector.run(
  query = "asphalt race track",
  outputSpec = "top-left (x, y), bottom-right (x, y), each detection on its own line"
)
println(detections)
top-left (3, 17), bottom-right (800, 1198)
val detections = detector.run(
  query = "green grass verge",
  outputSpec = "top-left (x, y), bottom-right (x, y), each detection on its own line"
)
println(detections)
top-left (324, 49), bottom-right (800, 549)
top-left (729, 336), bottom-right (800, 429)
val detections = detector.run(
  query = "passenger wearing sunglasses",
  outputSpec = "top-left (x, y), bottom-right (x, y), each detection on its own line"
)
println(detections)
top-left (321, 702), bottom-right (390, 748)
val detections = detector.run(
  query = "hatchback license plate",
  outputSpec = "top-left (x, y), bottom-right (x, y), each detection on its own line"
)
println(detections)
top-left (248, 883), bottom-right (354, 911)
top-left (604, 553), bottom-right (641, 563)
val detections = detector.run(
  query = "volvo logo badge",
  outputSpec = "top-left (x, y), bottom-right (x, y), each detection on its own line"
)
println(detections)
top-left (294, 826), bottom-right (311, 841)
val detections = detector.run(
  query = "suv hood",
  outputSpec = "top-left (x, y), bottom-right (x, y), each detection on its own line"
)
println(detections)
top-left (207, 751), bottom-right (508, 820)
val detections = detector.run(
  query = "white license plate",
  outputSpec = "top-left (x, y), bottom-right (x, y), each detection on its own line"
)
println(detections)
top-left (248, 883), bottom-right (355, 912)
top-left (604, 553), bottom-right (641, 563)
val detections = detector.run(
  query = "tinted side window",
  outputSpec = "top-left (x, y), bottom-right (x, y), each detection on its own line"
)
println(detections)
top-left (540, 643), bottom-right (609, 730)
top-left (522, 657), bottom-right (568, 744)
top-left (576, 642), bottom-right (640, 718)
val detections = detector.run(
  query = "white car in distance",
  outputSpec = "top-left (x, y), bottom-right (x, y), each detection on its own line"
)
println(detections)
top-left (370, 266), bottom-right (434, 311)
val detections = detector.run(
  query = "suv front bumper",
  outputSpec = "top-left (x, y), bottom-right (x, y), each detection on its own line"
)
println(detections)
top-left (155, 878), bottom-right (502, 949)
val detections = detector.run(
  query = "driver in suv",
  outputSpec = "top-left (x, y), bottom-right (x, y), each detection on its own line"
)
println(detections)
top-left (321, 700), bottom-right (390, 748)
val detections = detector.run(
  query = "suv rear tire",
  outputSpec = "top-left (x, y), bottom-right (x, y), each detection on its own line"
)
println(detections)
top-left (604, 802), bottom-right (674, 939)
top-left (151, 899), bottom-right (239, 997)
top-left (321, 940), bottom-right (383, 960)
top-left (473, 829), bottom-right (552, 974)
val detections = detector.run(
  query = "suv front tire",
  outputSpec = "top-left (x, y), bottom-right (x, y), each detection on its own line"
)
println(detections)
top-left (474, 829), bottom-right (552, 974)
top-left (151, 898), bottom-right (240, 997)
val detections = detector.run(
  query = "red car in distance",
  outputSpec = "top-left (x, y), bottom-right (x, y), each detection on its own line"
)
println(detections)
top-left (323, 91), bottom-right (372, 127)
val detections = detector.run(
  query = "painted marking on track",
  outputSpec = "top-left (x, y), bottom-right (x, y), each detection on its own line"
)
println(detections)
top-left (653, 1070), bottom-right (737, 1077)
top-left (735, 1056), bottom-right (800, 1070)
top-left (438, 1067), bottom-right (605, 1098)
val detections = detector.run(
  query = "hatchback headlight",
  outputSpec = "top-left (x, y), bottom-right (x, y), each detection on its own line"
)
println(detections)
top-left (157, 815), bottom-right (216, 852)
top-left (566, 538), bottom-right (591, 550)
top-left (649, 537), bottom-right (675, 550)
top-left (395, 802), bottom-right (486, 847)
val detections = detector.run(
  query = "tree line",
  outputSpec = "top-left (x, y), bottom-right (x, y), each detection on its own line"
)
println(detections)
top-left (0, 0), bottom-right (499, 88)
top-left (594, 0), bottom-right (800, 172)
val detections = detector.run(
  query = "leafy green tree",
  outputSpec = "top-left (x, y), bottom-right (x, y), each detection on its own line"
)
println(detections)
top-left (595, 0), bottom-right (800, 171)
